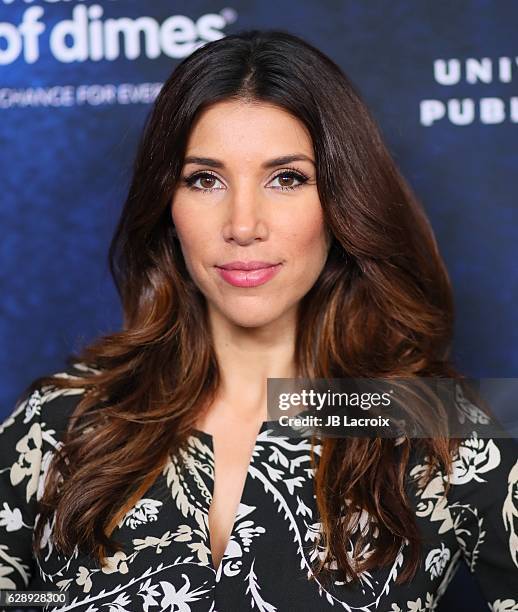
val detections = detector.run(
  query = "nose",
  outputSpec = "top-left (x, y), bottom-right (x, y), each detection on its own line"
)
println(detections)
top-left (221, 182), bottom-right (269, 245)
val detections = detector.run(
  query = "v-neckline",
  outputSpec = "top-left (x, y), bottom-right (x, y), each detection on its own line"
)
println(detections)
top-left (190, 420), bottom-right (275, 575)
top-left (191, 419), bottom-right (274, 443)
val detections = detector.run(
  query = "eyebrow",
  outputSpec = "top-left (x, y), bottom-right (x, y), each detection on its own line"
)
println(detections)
top-left (183, 153), bottom-right (315, 169)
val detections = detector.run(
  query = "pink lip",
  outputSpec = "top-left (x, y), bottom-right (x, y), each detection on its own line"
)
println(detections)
top-left (217, 260), bottom-right (279, 271)
top-left (215, 262), bottom-right (282, 287)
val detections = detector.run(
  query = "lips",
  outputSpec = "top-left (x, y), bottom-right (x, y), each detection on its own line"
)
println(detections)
top-left (215, 261), bottom-right (282, 287)
top-left (216, 261), bottom-right (280, 271)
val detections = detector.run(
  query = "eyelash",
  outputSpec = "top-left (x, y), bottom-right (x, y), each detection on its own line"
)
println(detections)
top-left (181, 168), bottom-right (310, 193)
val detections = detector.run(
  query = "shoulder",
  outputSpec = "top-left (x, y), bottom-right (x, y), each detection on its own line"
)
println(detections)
top-left (448, 434), bottom-right (517, 486)
top-left (444, 433), bottom-right (518, 523)
top-left (0, 364), bottom-right (89, 517)
top-left (0, 362), bottom-right (99, 448)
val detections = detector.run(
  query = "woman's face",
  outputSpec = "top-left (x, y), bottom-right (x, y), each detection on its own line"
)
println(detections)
top-left (171, 99), bottom-right (331, 329)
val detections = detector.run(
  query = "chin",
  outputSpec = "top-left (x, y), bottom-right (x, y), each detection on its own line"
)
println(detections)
top-left (228, 312), bottom-right (280, 329)
top-left (219, 303), bottom-right (287, 329)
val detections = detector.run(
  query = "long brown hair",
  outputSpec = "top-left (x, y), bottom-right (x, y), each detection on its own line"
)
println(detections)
top-left (29, 29), bottom-right (462, 584)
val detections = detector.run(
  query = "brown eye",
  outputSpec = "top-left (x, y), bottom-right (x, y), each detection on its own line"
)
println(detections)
top-left (278, 174), bottom-right (296, 188)
top-left (183, 171), bottom-right (224, 192)
top-left (270, 170), bottom-right (309, 191)
top-left (200, 175), bottom-right (216, 189)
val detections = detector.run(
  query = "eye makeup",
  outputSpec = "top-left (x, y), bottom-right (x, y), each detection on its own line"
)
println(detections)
top-left (181, 167), bottom-right (310, 194)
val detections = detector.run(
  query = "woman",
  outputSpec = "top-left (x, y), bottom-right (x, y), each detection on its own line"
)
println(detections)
top-left (1, 29), bottom-right (516, 611)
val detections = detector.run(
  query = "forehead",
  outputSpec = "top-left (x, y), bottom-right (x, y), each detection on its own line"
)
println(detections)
top-left (185, 100), bottom-right (314, 161)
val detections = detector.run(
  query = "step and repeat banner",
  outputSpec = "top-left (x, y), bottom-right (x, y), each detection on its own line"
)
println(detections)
top-left (1, 2), bottom-right (516, 610)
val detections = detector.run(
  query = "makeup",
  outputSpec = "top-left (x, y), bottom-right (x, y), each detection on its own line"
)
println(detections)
top-left (215, 262), bottom-right (282, 287)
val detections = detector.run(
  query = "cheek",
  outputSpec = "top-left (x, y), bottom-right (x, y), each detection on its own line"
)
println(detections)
top-left (171, 199), bottom-right (192, 239)
top-left (171, 202), bottom-right (211, 261)
top-left (286, 212), bottom-right (328, 260)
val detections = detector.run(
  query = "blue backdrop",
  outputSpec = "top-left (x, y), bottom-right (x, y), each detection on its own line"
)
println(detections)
top-left (1, 2), bottom-right (517, 610)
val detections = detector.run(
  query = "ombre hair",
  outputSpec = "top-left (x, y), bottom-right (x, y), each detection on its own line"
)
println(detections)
top-left (29, 29), bottom-right (462, 584)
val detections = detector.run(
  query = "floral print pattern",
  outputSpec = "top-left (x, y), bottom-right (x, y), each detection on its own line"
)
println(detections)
top-left (0, 364), bottom-right (517, 610)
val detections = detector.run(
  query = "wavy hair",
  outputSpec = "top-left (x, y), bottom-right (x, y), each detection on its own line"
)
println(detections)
top-left (29, 29), bottom-right (463, 585)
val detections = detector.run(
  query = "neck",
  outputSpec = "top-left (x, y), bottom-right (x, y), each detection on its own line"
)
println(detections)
top-left (206, 305), bottom-right (298, 423)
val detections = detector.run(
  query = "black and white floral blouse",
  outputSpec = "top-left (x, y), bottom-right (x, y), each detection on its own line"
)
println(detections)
top-left (0, 364), bottom-right (517, 611)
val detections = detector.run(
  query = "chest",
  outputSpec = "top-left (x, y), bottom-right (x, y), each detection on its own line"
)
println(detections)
top-left (205, 423), bottom-right (263, 571)
top-left (31, 433), bottom-right (460, 611)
